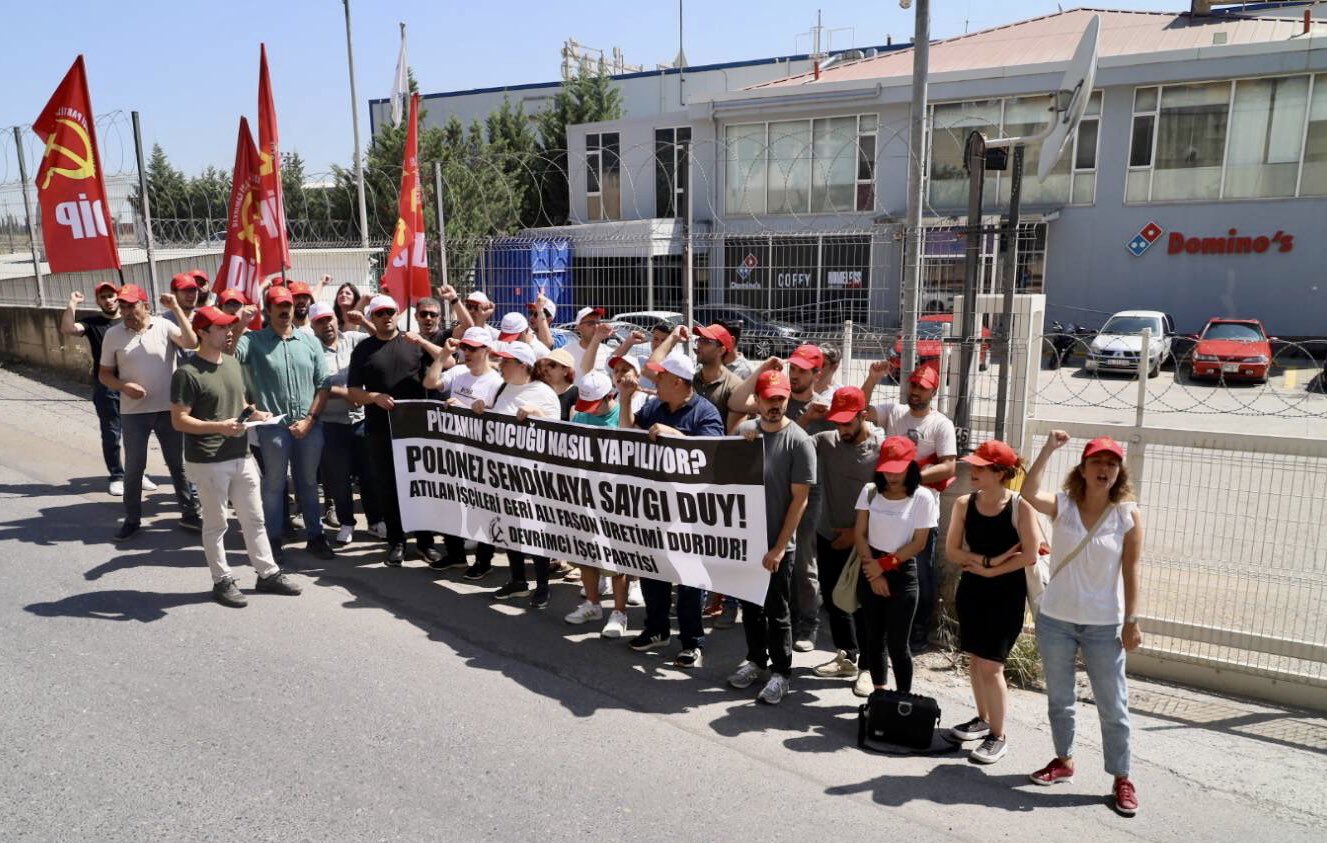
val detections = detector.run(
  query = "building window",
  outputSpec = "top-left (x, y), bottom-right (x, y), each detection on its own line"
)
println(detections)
top-left (655, 127), bottom-right (690, 218)
top-left (725, 115), bottom-right (878, 216)
top-left (1301, 75), bottom-right (1327, 195)
top-left (586, 132), bottom-right (620, 221)
top-left (1225, 75), bottom-right (1308, 199)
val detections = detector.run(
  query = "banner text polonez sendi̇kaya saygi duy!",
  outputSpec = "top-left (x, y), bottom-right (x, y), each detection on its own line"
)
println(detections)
top-left (390, 401), bottom-right (771, 603)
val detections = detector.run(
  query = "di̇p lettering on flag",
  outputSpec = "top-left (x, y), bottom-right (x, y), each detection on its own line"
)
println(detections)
top-left (256, 43), bottom-right (290, 277)
top-left (380, 92), bottom-right (430, 311)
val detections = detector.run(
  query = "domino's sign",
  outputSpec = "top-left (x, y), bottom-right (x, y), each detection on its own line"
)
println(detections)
top-left (1127, 221), bottom-right (1164, 257)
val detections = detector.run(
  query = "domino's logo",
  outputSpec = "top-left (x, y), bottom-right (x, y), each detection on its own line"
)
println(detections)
top-left (1127, 221), bottom-right (1164, 257)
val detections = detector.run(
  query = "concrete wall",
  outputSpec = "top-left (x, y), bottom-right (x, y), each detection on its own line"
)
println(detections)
top-left (0, 306), bottom-right (98, 383)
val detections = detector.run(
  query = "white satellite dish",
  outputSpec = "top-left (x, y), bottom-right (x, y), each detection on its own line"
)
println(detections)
top-left (1037, 14), bottom-right (1100, 182)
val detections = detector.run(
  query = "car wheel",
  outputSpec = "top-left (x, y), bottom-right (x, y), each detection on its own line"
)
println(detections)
top-left (1148, 359), bottom-right (1160, 379)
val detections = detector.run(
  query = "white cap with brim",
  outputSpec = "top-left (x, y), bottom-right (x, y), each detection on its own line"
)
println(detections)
top-left (466, 290), bottom-right (492, 306)
top-left (574, 370), bottom-right (615, 411)
top-left (575, 306), bottom-right (605, 324)
top-left (608, 353), bottom-right (641, 375)
top-left (493, 340), bottom-right (536, 367)
top-left (367, 295), bottom-right (397, 315)
top-left (646, 351), bottom-right (695, 382)
top-left (460, 327), bottom-right (492, 348)
top-left (309, 302), bottom-right (335, 322)
top-left (499, 312), bottom-right (528, 340)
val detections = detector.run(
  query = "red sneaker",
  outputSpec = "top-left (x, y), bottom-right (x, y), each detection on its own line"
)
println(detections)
top-left (702, 593), bottom-right (724, 618)
top-left (1029, 758), bottom-right (1075, 786)
top-left (1113, 777), bottom-right (1139, 816)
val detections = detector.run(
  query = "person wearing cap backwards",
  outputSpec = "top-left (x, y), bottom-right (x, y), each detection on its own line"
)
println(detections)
top-left (170, 306), bottom-right (303, 607)
top-left (1019, 431), bottom-right (1144, 817)
top-left (944, 439), bottom-right (1040, 764)
top-left (99, 285), bottom-right (202, 541)
top-left (618, 350), bottom-right (725, 668)
top-left (472, 341), bottom-right (561, 607)
top-left (234, 285), bottom-right (336, 561)
top-left (347, 294), bottom-right (442, 566)
top-left (861, 362), bottom-right (958, 654)
top-left (851, 435), bottom-right (939, 698)
top-left (724, 369), bottom-right (816, 704)
top-left (649, 323), bottom-right (745, 432)
top-left (60, 281), bottom-right (135, 495)
top-left (808, 386), bottom-right (884, 695)
top-left (308, 301), bottom-right (385, 546)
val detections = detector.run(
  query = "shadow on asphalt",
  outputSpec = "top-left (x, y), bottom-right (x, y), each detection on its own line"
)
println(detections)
top-left (25, 589), bottom-right (212, 622)
top-left (827, 766), bottom-right (1110, 812)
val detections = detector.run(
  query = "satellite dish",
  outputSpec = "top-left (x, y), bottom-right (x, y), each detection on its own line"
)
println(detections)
top-left (1037, 14), bottom-right (1100, 182)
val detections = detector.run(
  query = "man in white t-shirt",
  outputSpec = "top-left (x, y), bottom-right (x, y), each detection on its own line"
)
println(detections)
top-left (99, 284), bottom-right (203, 541)
top-left (497, 311), bottom-right (551, 359)
top-left (861, 362), bottom-right (957, 654)
top-left (565, 306), bottom-right (614, 376)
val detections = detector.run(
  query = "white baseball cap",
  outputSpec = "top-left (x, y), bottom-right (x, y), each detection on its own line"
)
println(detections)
top-left (308, 302), bottom-right (335, 322)
top-left (535, 298), bottom-right (556, 320)
top-left (460, 327), bottom-right (491, 349)
top-left (575, 306), bottom-right (606, 324)
top-left (493, 340), bottom-right (536, 367)
top-left (607, 353), bottom-right (641, 375)
top-left (646, 351), bottom-right (696, 382)
top-left (498, 312), bottom-right (529, 341)
top-left (466, 290), bottom-right (492, 306)
top-left (367, 295), bottom-right (398, 315)
top-left (574, 370), bottom-right (615, 412)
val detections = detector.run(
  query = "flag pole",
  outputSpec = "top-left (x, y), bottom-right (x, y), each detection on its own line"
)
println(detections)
top-left (433, 161), bottom-right (449, 289)
top-left (131, 111), bottom-right (160, 302)
top-left (12, 127), bottom-right (46, 307)
top-left (342, 0), bottom-right (370, 249)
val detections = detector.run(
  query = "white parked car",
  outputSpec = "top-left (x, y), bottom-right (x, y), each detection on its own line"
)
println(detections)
top-left (1084, 310), bottom-right (1176, 379)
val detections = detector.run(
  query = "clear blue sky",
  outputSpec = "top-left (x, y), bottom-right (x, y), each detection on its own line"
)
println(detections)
top-left (0, 0), bottom-right (1177, 178)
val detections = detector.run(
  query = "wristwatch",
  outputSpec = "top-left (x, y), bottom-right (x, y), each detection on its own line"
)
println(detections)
top-left (1124, 615), bottom-right (1139, 625)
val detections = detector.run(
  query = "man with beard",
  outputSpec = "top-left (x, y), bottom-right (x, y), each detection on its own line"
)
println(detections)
top-left (61, 282), bottom-right (137, 495)
top-left (649, 323), bottom-right (745, 432)
top-left (726, 367), bottom-right (815, 706)
top-left (287, 281), bottom-right (317, 336)
top-left (809, 387), bottom-right (883, 695)
top-left (861, 363), bottom-right (957, 653)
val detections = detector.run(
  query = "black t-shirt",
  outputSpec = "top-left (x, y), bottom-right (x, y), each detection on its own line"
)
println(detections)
top-left (81, 313), bottom-right (118, 381)
top-left (556, 384), bottom-right (579, 421)
top-left (347, 333), bottom-right (430, 433)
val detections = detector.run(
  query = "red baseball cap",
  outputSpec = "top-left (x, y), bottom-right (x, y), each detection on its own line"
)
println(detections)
top-left (694, 323), bottom-right (735, 355)
top-left (1082, 436), bottom-right (1125, 461)
top-left (756, 369), bottom-right (792, 399)
top-left (93, 281), bottom-right (119, 295)
top-left (170, 272), bottom-right (198, 291)
top-left (825, 386), bottom-right (867, 423)
top-left (265, 286), bottom-right (294, 306)
top-left (115, 284), bottom-right (149, 304)
top-left (876, 435), bottom-right (918, 473)
top-left (187, 269), bottom-right (209, 287)
top-left (909, 365), bottom-right (940, 390)
top-left (787, 344), bottom-right (825, 370)
top-left (191, 305), bottom-right (238, 332)
top-left (217, 288), bottom-right (249, 306)
top-left (961, 439), bottom-right (1020, 468)
top-left (287, 281), bottom-right (313, 297)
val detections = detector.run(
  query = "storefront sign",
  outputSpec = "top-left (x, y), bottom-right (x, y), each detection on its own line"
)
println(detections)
top-left (1126, 221), bottom-right (1164, 257)
top-left (1166, 228), bottom-right (1294, 255)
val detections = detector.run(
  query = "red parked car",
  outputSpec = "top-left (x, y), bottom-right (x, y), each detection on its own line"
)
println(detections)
top-left (1188, 318), bottom-right (1274, 383)
top-left (886, 314), bottom-right (991, 380)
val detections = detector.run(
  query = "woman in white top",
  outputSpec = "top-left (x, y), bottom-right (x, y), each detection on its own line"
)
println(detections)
top-left (1021, 430), bottom-right (1144, 818)
top-left (852, 435), bottom-right (939, 698)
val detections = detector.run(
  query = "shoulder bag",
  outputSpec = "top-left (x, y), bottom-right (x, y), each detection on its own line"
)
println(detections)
top-left (831, 486), bottom-right (875, 614)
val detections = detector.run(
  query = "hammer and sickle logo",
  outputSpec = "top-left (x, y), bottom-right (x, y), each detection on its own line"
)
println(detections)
top-left (487, 516), bottom-right (506, 547)
top-left (40, 117), bottom-right (96, 189)
top-left (236, 189), bottom-right (263, 264)
top-left (258, 149), bottom-right (275, 178)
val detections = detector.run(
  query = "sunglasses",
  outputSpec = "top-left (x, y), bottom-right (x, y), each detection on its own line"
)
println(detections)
top-left (371, 309), bottom-right (397, 319)
top-left (416, 311), bottom-right (441, 319)
top-left (465, 303), bottom-right (484, 311)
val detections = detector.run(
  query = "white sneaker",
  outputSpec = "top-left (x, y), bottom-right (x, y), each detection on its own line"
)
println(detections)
top-left (853, 671), bottom-right (875, 697)
top-left (141, 476), bottom-right (158, 491)
top-left (626, 579), bottom-right (644, 607)
top-left (727, 660), bottom-right (766, 690)
top-left (335, 525), bottom-right (354, 545)
top-left (813, 650), bottom-right (859, 678)
top-left (366, 521), bottom-right (387, 539)
top-left (564, 600), bottom-right (603, 625)
top-left (758, 674), bottom-right (790, 705)
top-left (108, 479), bottom-right (124, 496)
top-left (601, 610), bottom-right (629, 639)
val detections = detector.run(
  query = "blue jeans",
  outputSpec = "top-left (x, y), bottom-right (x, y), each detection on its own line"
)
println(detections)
top-left (255, 422), bottom-right (324, 545)
top-left (91, 382), bottom-right (123, 481)
top-left (121, 411), bottom-right (194, 523)
top-left (1036, 612), bottom-right (1133, 777)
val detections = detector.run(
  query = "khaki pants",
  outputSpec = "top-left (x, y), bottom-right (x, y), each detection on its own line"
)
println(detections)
top-left (186, 456), bottom-right (280, 584)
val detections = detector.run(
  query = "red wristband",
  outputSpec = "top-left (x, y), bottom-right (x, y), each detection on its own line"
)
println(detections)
top-left (875, 554), bottom-right (901, 572)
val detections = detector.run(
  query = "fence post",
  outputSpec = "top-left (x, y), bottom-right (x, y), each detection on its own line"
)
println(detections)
top-left (1129, 327), bottom-right (1151, 499)
top-left (433, 161), bottom-right (449, 289)
top-left (842, 319), bottom-right (854, 373)
top-left (131, 111), bottom-right (160, 302)
top-left (12, 126), bottom-right (45, 307)
top-left (681, 139), bottom-right (694, 356)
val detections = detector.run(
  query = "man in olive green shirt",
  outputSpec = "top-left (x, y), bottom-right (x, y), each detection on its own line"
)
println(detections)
top-left (171, 306), bottom-right (302, 608)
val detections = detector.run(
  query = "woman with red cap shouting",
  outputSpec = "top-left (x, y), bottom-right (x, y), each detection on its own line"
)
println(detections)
top-left (944, 440), bottom-right (1040, 764)
top-left (1021, 431), bottom-right (1144, 818)
top-left (851, 435), bottom-right (939, 696)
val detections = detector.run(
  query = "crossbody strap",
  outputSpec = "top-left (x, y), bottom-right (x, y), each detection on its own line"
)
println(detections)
top-left (1049, 503), bottom-right (1115, 580)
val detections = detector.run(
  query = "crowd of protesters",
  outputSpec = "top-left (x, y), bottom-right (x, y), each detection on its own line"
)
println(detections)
top-left (64, 272), bottom-right (1145, 817)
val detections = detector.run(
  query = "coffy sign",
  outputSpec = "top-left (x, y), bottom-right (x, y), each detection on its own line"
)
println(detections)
top-left (1166, 228), bottom-right (1294, 256)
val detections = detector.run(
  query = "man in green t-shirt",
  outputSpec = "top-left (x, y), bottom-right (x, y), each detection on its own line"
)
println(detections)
top-left (170, 306), bottom-right (302, 608)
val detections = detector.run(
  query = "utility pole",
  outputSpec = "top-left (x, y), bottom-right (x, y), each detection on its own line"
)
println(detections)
top-left (899, 0), bottom-right (929, 395)
top-left (342, 0), bottom-right (370, 248)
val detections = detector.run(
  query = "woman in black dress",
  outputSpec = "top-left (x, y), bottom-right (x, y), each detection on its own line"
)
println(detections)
top-left (944, 439), bottom-right (1040, 764)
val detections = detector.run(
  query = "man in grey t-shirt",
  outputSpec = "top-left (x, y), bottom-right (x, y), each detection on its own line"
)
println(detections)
top-left (727, 368), bottom-right (815, 707)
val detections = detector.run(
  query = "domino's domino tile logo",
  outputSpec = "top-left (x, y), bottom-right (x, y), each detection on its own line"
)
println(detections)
top-left (1127, 221), bottom-right (1164, 257)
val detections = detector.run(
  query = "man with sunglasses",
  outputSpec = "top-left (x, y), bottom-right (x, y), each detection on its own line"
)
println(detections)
top-left (347, 295), bottom-right (442, 567)
top-left (439, 286), bottom-right (499, 343)
top-left (60, 281), bottom-right (130, 495)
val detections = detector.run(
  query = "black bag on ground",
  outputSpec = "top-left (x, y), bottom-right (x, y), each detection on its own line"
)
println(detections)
top-left (857, 689), bottom-right (942, 751)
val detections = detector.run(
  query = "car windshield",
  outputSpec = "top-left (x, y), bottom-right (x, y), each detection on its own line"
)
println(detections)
top-left (1203, 322), bottom-right (1264, 342)
top-left (916, 321), bottom-right (947, 338)
top-left (1101, 316), bottom-right (1162, 335)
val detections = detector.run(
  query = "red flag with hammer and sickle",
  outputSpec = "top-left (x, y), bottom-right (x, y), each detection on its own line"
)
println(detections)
top-left (380, 93), bottom-right (430, 311)
top-left (256, 43), bottom-right (290, 277)
top-left (32, 55), bottom-right (121, 273)
top-left (213, 118), bottom-right (264, 327)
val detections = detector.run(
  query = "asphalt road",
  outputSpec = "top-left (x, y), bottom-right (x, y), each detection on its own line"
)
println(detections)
top-left (1, 362), bottom-right (1325, 841)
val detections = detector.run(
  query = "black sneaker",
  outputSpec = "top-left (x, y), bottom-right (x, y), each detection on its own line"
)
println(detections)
top-left (322, 509), bottom-right (340, 529)
top-left (493, 581), bottom-right (531, 600)
top-left (628, 631), bottom-right (670, 652)
top-left (305, 536), bottom-right (336, 561)
top-left (179, 511), bottom-right (203, 533)
top-left (212, 576), bottom-right (247, 607)
top-left (950, 717), bottom-right (992, 742)
top-left (385, 543), bottom-right (405, 567)
top-left (255, 572), bottom-right (302, 596)
top-left (462, 561), bottom-right (492, 580)
top-left (529, 587), bottom-right (550, 609)
top-left (113, 521), bottom-right (141, 542)
top-left (420, 545), bottom-right (445, 568)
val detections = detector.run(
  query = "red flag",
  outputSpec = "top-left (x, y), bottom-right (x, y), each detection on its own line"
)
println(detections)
top-left (213, 118), bottom-right (264, 326)
top-left (31, 55), bottom-right (121, 273)
top-left (380, 93), bottom-right (430, 311)
top-left (256, 43), bottom-right (290, 276)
